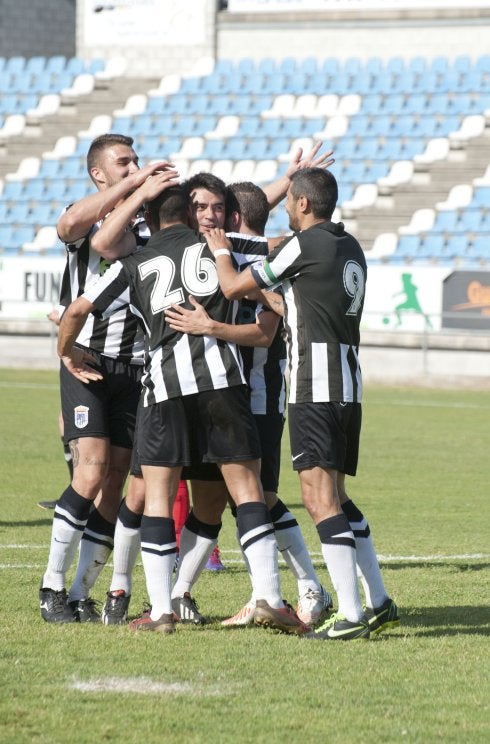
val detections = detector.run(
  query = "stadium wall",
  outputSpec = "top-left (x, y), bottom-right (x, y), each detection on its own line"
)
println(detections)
top-left (0, 0), bottom-right (75, 58)
top-left (217, 6), bottom-right (490, 64)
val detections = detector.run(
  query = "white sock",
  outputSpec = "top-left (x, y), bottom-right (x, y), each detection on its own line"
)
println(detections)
top-left (342, 500), bottom-right (388, 608)
top-left (270, 500), bottom-right (321, 596)
top-left (140, 516), bottom-right (176, 619)
top-left (42, 488), bottom-right (92, 591)
top-left (172, 529), bottom-right (216, 598)
top-left (68, 509), bottom-right (114, 601)
top-left (317, 514), bottom-right (363, 623)
top-left (237, 503), bottom-right (282, 609)
top-left (110, 514), bottom-right (141, 595)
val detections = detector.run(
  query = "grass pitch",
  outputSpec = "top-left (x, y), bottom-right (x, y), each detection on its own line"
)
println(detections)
top-left (0, 369), bottom-right (488, 743)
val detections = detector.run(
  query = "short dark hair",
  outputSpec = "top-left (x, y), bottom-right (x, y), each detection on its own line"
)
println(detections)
top-left (226, 182), bottom-right (269, 235)
top-left (147, 186), bottom-right (188, 228)
top-left (183, 172), bottom-right (227, 202)
top-left (86, 133), bottom-right (134, 173)
top-left (289, 168), bottom-right (338, 219)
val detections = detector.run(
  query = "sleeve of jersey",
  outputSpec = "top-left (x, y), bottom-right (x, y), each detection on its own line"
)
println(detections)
top-left (250, 235), bottom-right (302, 289)
top-left (82, 260), bottom-right (130, 319)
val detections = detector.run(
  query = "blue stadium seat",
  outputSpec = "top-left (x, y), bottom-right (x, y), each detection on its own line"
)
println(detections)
top-left (471, 234), bottom-right (490, 258)
top-left (65, 57), bottom-right (85, 76)
top-left (397, 235), bottom-right (420, 258)
top-left (12, 226), bottom-right (35, 245)
top-left (6, 56), bottom-right (26, 74)
top-left (459, 209), bottom-right (483, 232)
top-left (471, 185), bottom-right (490, 207)
top-left (279, 57), bottom-right (297, 75)
top-left (445, 233), bottom-right (468, 259)
top-left (25, 57), bottom-right (46, 75)
top-left (45, 56), bottom-right (66, 74)
top-left (432, 211), bottom-right (459, 232)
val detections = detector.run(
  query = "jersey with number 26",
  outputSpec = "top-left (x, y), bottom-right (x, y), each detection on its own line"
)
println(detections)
top-left (83, 223), bottom-right (245, 406)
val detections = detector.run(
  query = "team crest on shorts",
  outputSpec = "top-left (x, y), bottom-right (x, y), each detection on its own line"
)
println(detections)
top-left (74, 405), bottom-right (89, 429)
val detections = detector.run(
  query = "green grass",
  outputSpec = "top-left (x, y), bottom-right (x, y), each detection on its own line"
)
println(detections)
top-left (0, 369), bottom-right (489, 743)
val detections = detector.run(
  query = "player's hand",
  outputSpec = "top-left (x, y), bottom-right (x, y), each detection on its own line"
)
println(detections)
top-left (141, 169), bottom-right (180, 199)
top-left (130, 160), bottom-right (176, 189)
top-left (206, 228), bottom-right (232, 254)
top-left (165, 295), bottom-right (211, 336)
top-left (60, 348), bottom-right (103, 384)
top-left (285, 141), bottom-right (335, 178)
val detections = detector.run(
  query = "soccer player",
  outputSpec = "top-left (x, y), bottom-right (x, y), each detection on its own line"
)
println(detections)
top-left (56, 182), bottom-right (309, 636)
top-left (39, 133), bottom-right (177, 623)
top-left (167, 181), bottom-right (333, 627)
top-left (205, 168), bottom-right (400, 640)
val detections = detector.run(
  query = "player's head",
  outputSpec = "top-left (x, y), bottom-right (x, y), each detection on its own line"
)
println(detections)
top-left (286, 168), bottom-right (338, 232)
top-left (225, 182), bottom-right (269, 237)
top-left (145, 185), bottom-right (189, 233)
top-left (183, 172), bottom-right (227, 233)
top-left (86, 133), bottom-right (139, 190)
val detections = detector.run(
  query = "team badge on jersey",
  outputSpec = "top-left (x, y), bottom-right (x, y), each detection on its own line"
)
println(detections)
top-left (74, 405), bottom-right (89, 429)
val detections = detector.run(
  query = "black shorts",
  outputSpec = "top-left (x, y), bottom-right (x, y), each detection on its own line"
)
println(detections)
top-left (181, 412), bottom-right (283, 492)
top-left (60, 347), bottom-right (142, 449)
top-left (288, 401), bottom-right (362, 476)
top-left (136, 385), bottom-right (261, 468)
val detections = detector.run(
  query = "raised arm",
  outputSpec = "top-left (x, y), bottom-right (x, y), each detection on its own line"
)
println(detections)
top-left (262, 141), bottom-right (335, 209)
top-left (57, 160), bottom-right (174, 247)
top-left (90, 168), bottom-right (179, 260)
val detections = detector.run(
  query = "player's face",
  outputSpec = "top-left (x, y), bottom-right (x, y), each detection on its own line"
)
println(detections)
top-left (94, 145), bottom-right (140, 189)
top-left (189, 188), bottom-right (226, 233)
top-left (285, 186), bottom-right (301, 232)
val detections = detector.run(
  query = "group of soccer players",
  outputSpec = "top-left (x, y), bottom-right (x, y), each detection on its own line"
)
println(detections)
top-left (39, 133), bottom-right (399, 640)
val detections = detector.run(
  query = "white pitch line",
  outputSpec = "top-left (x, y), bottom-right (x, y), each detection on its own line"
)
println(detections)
top-left (1, 552), bottom-right (488, 571)
top-left (0, 381), bottom-right (58, 390)
top-left (70, 677), bottom-right (194, 695)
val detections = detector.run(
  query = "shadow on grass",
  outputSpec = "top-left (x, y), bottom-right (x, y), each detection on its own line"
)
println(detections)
top-left (0, 518), bottom-right (53, 528)
top-left (398, 605), bottom-right (490, 637)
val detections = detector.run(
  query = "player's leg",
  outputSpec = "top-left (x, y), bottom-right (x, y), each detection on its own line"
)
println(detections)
top-left (289, 402), bottom-right (369, 640)
top-left (40, 432), bottom-right (110, 623)
top-left (102, 472), bottom-right (145, 624)
top-left (128, 398), bottom-right (186, 633)
top-left (67, 359), bottom-right (140, 618)
top-left (338, 479), bottom-right (399, 634)
top-left (258, 413), bottom-right (331, 623)
top-left (172, 477), bottom-right (225, 591)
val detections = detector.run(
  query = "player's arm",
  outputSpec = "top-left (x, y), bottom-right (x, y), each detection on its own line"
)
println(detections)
top-left (57, 297), bottom-right (102, 384)
top-left (165, 295), bottom-right (280, 347)
top-left (90, 168), bottom-right (179, 260)
top-left (57, 160), bottom-right (173, 246)
top-left (205, 229), bottom-right (260, 300)
top-left (262, 141), bottom-right (335, 209)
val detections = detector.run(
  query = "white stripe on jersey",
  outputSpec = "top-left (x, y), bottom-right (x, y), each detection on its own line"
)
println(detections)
top-left (174, 335), bottom-right (199, 397)
top-left (145, 345), bottom-right (168, 405)
top-left (340, 344), bottom-right (354, 402)
top-left (311, 343), bottom-right (330, 402)
top-left (283, 280), bottom-right (299, 404)
top-left (352, 346), bottom-right (363, 400)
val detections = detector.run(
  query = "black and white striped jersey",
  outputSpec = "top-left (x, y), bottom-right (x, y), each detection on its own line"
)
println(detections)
top-left (58, 209), bottom-right (149, 365)
top-left (228, 232), bottom-right (286, 416)
top-left (251, 221), bottom-right (367, 404)
top-left (83, 223), bottom-right (246, 406)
